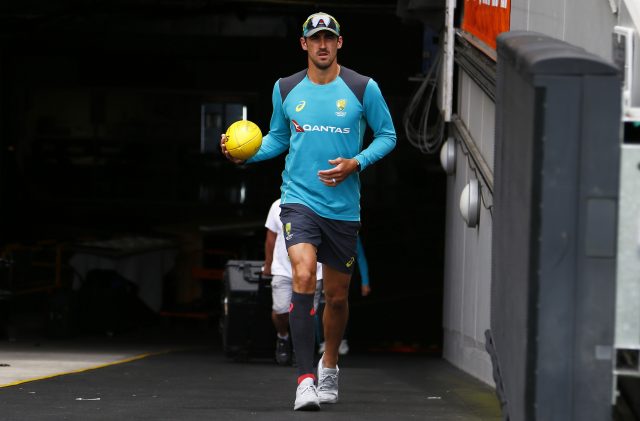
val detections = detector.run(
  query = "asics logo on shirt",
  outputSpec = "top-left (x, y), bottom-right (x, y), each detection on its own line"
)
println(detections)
top-left (295, 101), bottom-right (306, 112)
top-left (291, 120), bottom-right (351, 134)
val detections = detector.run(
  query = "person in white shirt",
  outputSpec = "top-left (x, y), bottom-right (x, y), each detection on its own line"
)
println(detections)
top-left (263, 198), bottom-right (322, 365)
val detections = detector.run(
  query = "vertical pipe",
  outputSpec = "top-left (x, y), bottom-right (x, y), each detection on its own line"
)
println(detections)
top-left (441, 0), bottom-right (456, 122)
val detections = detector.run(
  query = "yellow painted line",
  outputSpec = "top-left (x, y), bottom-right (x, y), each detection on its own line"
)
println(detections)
top-left (0, 349), bottom-right (172, 388)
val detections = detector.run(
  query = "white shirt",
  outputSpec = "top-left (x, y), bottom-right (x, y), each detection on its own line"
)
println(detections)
top-left (265, 199), bottom-right (323, 279)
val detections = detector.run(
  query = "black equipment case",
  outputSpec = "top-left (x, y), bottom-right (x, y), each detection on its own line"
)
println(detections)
top-left (221, 260), bottom-right (275, 360)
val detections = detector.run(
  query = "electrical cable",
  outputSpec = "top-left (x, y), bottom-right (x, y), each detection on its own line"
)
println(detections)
top-left (404, 47), bottom-right (493, 214)
top-left (456, 137), bottom-right (493, 217)
top-left (402, 49), bottom-right (445, 154)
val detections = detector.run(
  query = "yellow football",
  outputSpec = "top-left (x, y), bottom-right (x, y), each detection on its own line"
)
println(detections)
top-left (224, 120), bottom-right (263, 160)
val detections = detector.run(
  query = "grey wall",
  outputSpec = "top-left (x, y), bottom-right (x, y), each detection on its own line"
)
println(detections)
top-left (442, 0), bottom-right (629, 386)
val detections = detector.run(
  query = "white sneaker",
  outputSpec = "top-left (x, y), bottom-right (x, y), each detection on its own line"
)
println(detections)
top-left (317, 354), bottom-right (339, 404)
top-left (294, 377), bottom-right (320, 411)
top-left (338, 339), bottom-right (350, 355)
top-left (318, 341), bottom-right (326, 355)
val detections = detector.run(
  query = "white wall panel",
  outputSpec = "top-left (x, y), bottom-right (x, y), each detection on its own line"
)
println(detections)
top-left (446, 144), bottom-right (469, 332)
top-left (467, 77), bottom-right (485, 144)
top-left (564, 0), bottom-right (616, 59)
top-left (442, 175), bottom-right (456, 330)
top-left (458, 71), bottom-right (471, 125)
top-left (442, 70), bottom-right (495, 385)
top-left (462, 214), bottom-right (479, 341)
top-left (480, 97), bottom-right (495, 171)
top-left (509, 0), bottom-right (529, 32)
top-left (476, 196), bottom-right (493, 341)
top-left (510, 0), bottom-right (616, 60)
top-left (523, 0), bottom-right (565, 40)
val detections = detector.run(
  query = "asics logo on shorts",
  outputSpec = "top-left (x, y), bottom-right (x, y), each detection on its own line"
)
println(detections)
top-left (345, 256), bottom-right (355, 268)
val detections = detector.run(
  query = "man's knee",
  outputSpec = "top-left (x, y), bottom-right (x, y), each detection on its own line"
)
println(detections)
top-left (293, 267), bottom-right (317, 293)
top-left (324, 293), bottom-right (348, 311)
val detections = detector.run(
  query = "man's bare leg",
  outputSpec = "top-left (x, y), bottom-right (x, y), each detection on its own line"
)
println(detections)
top-left (321, 264), bottom-right (351, 368)
top-left (272, 312), bottom-right (289, 336)
top-left (288, 243), bottom-right (318, 294)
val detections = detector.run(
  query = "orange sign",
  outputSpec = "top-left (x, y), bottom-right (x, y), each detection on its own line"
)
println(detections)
top-left (461, 0), bottom-right (511, 50)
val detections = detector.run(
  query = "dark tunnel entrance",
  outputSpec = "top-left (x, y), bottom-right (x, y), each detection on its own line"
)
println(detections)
top-left (0, 2), bottom-right (447, 356)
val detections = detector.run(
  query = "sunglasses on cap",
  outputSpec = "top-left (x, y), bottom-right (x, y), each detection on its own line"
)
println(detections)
top-left (302, 13), bottom-right (340, 38)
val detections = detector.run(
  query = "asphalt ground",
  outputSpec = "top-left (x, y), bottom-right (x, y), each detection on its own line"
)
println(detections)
top-left (0, 329), bottom-right (501, 421)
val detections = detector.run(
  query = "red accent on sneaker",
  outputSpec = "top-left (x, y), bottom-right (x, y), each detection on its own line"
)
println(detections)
top-left (297, 373), bottom-right (316, 384)
top-left (289, 303), bottom-right (294, 313)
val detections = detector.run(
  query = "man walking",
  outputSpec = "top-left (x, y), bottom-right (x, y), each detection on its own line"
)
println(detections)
top-left (221, 11), bottom-right (396, 410)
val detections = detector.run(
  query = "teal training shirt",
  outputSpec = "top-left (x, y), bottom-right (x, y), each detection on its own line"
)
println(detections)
top-left (247, 66), bottom-right (396, 221)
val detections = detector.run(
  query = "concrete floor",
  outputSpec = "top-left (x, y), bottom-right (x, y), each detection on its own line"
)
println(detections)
top-left (0, 324), bottom-right (501, 421)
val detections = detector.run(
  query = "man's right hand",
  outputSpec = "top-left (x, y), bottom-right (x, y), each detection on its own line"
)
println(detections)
top-left (262, 265), bottom-right (272, 277)
top-left (220, 134), bottom-right (246, 165)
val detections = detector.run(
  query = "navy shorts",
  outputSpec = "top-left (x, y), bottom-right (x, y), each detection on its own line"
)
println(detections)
top-left (279, 203), bottom-right (360, 274)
